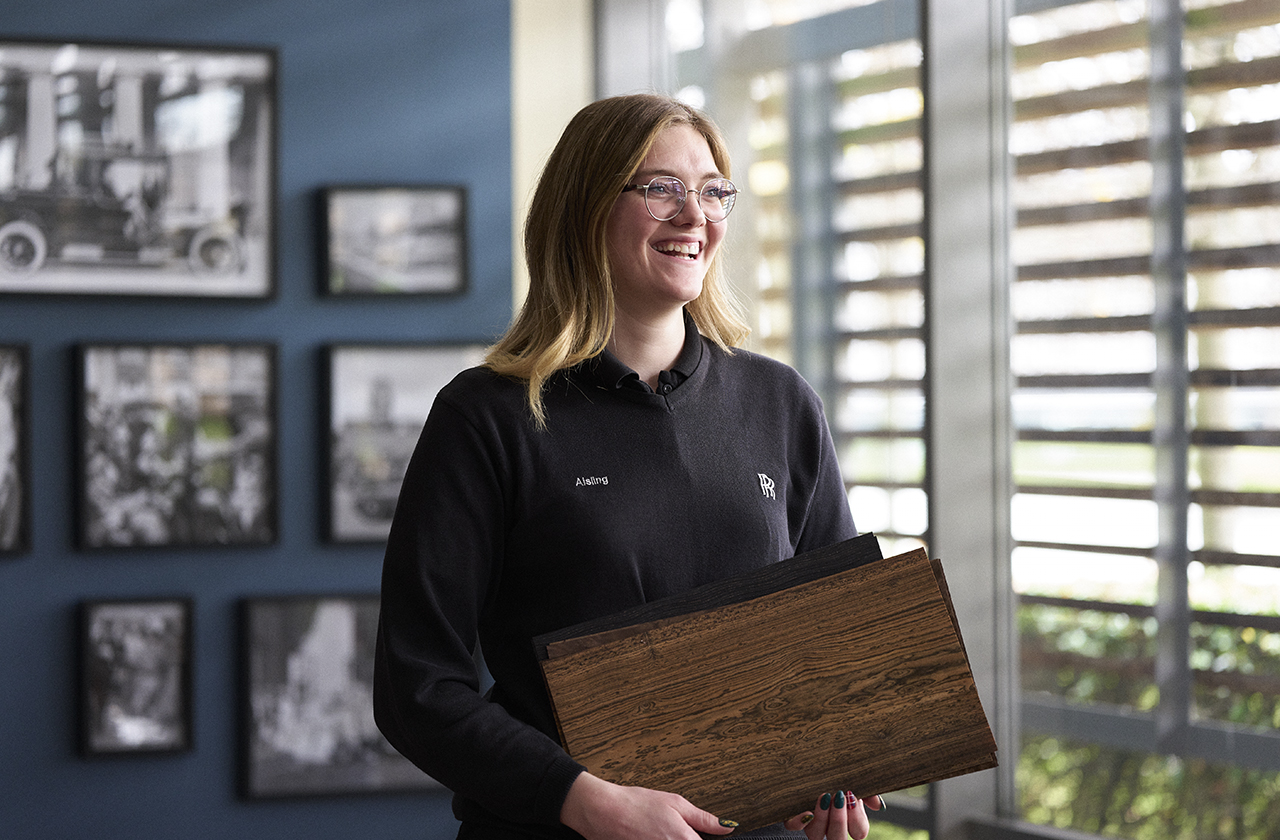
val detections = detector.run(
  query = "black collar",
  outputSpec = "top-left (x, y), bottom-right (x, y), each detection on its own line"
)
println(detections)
top-left (589, 310), bottom-right (703, 394)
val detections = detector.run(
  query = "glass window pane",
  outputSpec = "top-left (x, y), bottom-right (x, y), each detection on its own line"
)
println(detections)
top-left (1192, 327), bottom-right (1280, 370)
top-left (1017, 738), bottom-right (1279, 837)
top-left (1014, 440), bottom-right (1156, 488)
top-left (1011, 0), bottom-right (1280, 834)
top-left (1015, 390), bottom-right (1155, 431)
top-left (1194, 504), bottom-right (1280, 557)
top-left (1013, 493), bottom-right (1159, 549)
top-left (1014, 546), bottom-right (1158, 603)
top-left (1020, 602), bottom-right (1158, 710)
top-left (1013, 332), bottom-right (1157, 375)
top-left (840, 437), bottom-right (924, 485)
top-left (1191, 445), bottom-right (1280, 490)
top-left (835, 288), bottom-right (924, 331)
top-left (837, 388), bottom-right (923, 432)
top-left (1014, 276), bottom-right (1154, 320)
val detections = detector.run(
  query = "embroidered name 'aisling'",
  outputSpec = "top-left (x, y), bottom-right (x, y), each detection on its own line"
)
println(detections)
top-left (575, 476), bottom-right (609, 487)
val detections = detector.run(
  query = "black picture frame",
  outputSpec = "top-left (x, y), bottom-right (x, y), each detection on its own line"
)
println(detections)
top-left (76, 342), bottom-right (277, 549)
top-left (0, 344), bottom-right (30, 555)
top-left (239, 594), bottom-right (442, 798)
top-left (323, 342), bottom-right (486, 543)
top-left (320, 185), bottom-right (467, 296)
top-left (0, 37), bottom-right (277, 298)
top-left (78, 597), bottom-right (193, 756)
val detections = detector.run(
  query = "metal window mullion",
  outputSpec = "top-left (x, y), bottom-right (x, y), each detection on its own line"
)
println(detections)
top-left (1148, 0), bottom-right (1192, 756)
top-left (786, 61), bottom-right (839, 403)
top-left (925, 0), bottom-right (1016, 834)
top-left (593, 0), bottom-right (669, 98)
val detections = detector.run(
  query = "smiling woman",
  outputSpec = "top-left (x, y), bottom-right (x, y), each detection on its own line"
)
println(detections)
top-left (372, 93), bottom-right (871, 840)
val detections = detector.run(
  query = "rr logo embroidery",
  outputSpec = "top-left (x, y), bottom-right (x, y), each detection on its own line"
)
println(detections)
top-left (758, 473), bottom-right (776, 500)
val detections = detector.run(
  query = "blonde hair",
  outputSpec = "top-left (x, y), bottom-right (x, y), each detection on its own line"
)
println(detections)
top-left (486, 93), bottom-right (750, 427)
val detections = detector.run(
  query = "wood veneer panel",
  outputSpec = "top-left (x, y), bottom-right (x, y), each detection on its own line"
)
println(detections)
top-left (536, 537), bottom-right (997, 830)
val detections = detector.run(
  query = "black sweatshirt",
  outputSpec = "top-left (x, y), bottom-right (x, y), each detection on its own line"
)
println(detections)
top-left (374, 314), bottom-right (858, 838)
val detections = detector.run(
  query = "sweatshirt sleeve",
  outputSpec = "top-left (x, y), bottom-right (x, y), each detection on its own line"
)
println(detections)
top-left (372, 389), bottom-right (585, 826)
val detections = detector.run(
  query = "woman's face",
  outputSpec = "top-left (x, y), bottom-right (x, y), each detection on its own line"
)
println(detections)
top-left (605, 124), bottom-right (727, 322)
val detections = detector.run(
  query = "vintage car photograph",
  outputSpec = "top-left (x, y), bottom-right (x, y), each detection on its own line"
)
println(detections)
top-left (0, 39), bottom-right (275, 297)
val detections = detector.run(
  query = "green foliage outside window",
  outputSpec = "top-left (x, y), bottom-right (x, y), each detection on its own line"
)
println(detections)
top-left (1017, 736), bottom-right (1280, 839)
top-left (1019, 603), bottom-right (1280, 837)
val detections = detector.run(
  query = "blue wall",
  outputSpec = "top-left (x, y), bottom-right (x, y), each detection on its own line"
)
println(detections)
top-left (0, 1), bottom-right (511, 837)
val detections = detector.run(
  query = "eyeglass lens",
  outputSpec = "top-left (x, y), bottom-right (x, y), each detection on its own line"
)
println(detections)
top-left (644, 176), bottom-right (736, 221)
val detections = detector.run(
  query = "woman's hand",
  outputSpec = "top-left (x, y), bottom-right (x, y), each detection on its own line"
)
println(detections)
top-left (561, 772), bottom-right (738, 840)
top-left (783, 791), bottom-right (885, 840)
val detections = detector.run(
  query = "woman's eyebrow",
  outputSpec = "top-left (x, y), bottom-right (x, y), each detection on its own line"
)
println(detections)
top-left (633, 167), bottom-right (726, 182)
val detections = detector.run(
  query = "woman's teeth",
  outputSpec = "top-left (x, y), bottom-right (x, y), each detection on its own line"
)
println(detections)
top-left (654, 242), bottom-right (699, 258)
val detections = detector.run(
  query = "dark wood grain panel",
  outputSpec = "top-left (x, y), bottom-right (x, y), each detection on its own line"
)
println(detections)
top-left (538, 543), bottom-right (997, 830)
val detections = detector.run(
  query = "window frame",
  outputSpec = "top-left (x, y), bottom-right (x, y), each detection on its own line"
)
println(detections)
top-left (1008, 0), bottom-right (1280, 781)
top-left (593, 0), bottom-right (1280, 837)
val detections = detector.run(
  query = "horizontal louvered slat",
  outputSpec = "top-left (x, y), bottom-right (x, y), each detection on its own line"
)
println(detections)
top-left (835, 118), bottom-right (921, 147)
top-left (838, 222), bottom-right (922, 242)
top-left (834, 429), bottom-right (923, 441)
top-left (1013, 21), bottom-right (1146, 66)
top-left (838, 170), bottom-right (921, 196)
top-left (1017, 370), bottom-right (1280, 388)
top-left (1018, 182), bottom-right (1280, 226)
top-left (1017, 428), bottom-right (1280, 446)
top-left (835, 64), bottom-right (919, 98)
top-left (838, 325), bottom-right (922, 341)
top-left (837, 377), bottom-right (924, 391)
top-left (1015, 243), bottom-right (1280, 281)
top-left (1184, 0), bottom-right (1280, 39)
top-left (1014, 57), bottom-right (1280, 122)
top-left (1015, 119), bottom-right (1280, 176)
top-left (1019, 593), bottom-right (1280, 632)
top-left (1017, 308), bottom-right (1280, 334)
top-left (837, 276), bottom-right (923, 294)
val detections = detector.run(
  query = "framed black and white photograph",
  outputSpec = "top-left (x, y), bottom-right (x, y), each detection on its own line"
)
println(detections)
top-left (320, 185), bottom-right (467, 296)
top-left (324, 343), bottom-right (485, 543)
top-left (0, 344), bottom-right (29, 554)
top-left (77, 342), bottom-right (276, 549)
top-left (240, 594), bottom-right (441, 798)
top-left (79, 597), bottom-right (193, 755)
top-left (0, 38), bottom-right (276, 298)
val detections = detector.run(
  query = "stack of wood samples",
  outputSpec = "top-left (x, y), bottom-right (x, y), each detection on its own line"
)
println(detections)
top-left (535, 533), bottom-right (998, 830)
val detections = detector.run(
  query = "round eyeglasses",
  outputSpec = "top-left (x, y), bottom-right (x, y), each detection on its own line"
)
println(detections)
top-left (621, 175), bottom-right (738, 223)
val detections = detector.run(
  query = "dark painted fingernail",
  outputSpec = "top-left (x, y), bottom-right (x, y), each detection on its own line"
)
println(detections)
top-left (820, 792), bottom-right (832, 810)
top-left (874, 794), bottom-right (888, 811)
top-left (833, 790), bottom-right (845, 809)
top-left (719, 818), bottom-right (739, 828)
top-left (801, 814), bottom-right (814, 825)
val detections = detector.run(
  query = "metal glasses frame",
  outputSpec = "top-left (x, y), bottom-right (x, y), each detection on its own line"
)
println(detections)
top-left (621, 175), bottom-right (737, 222)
